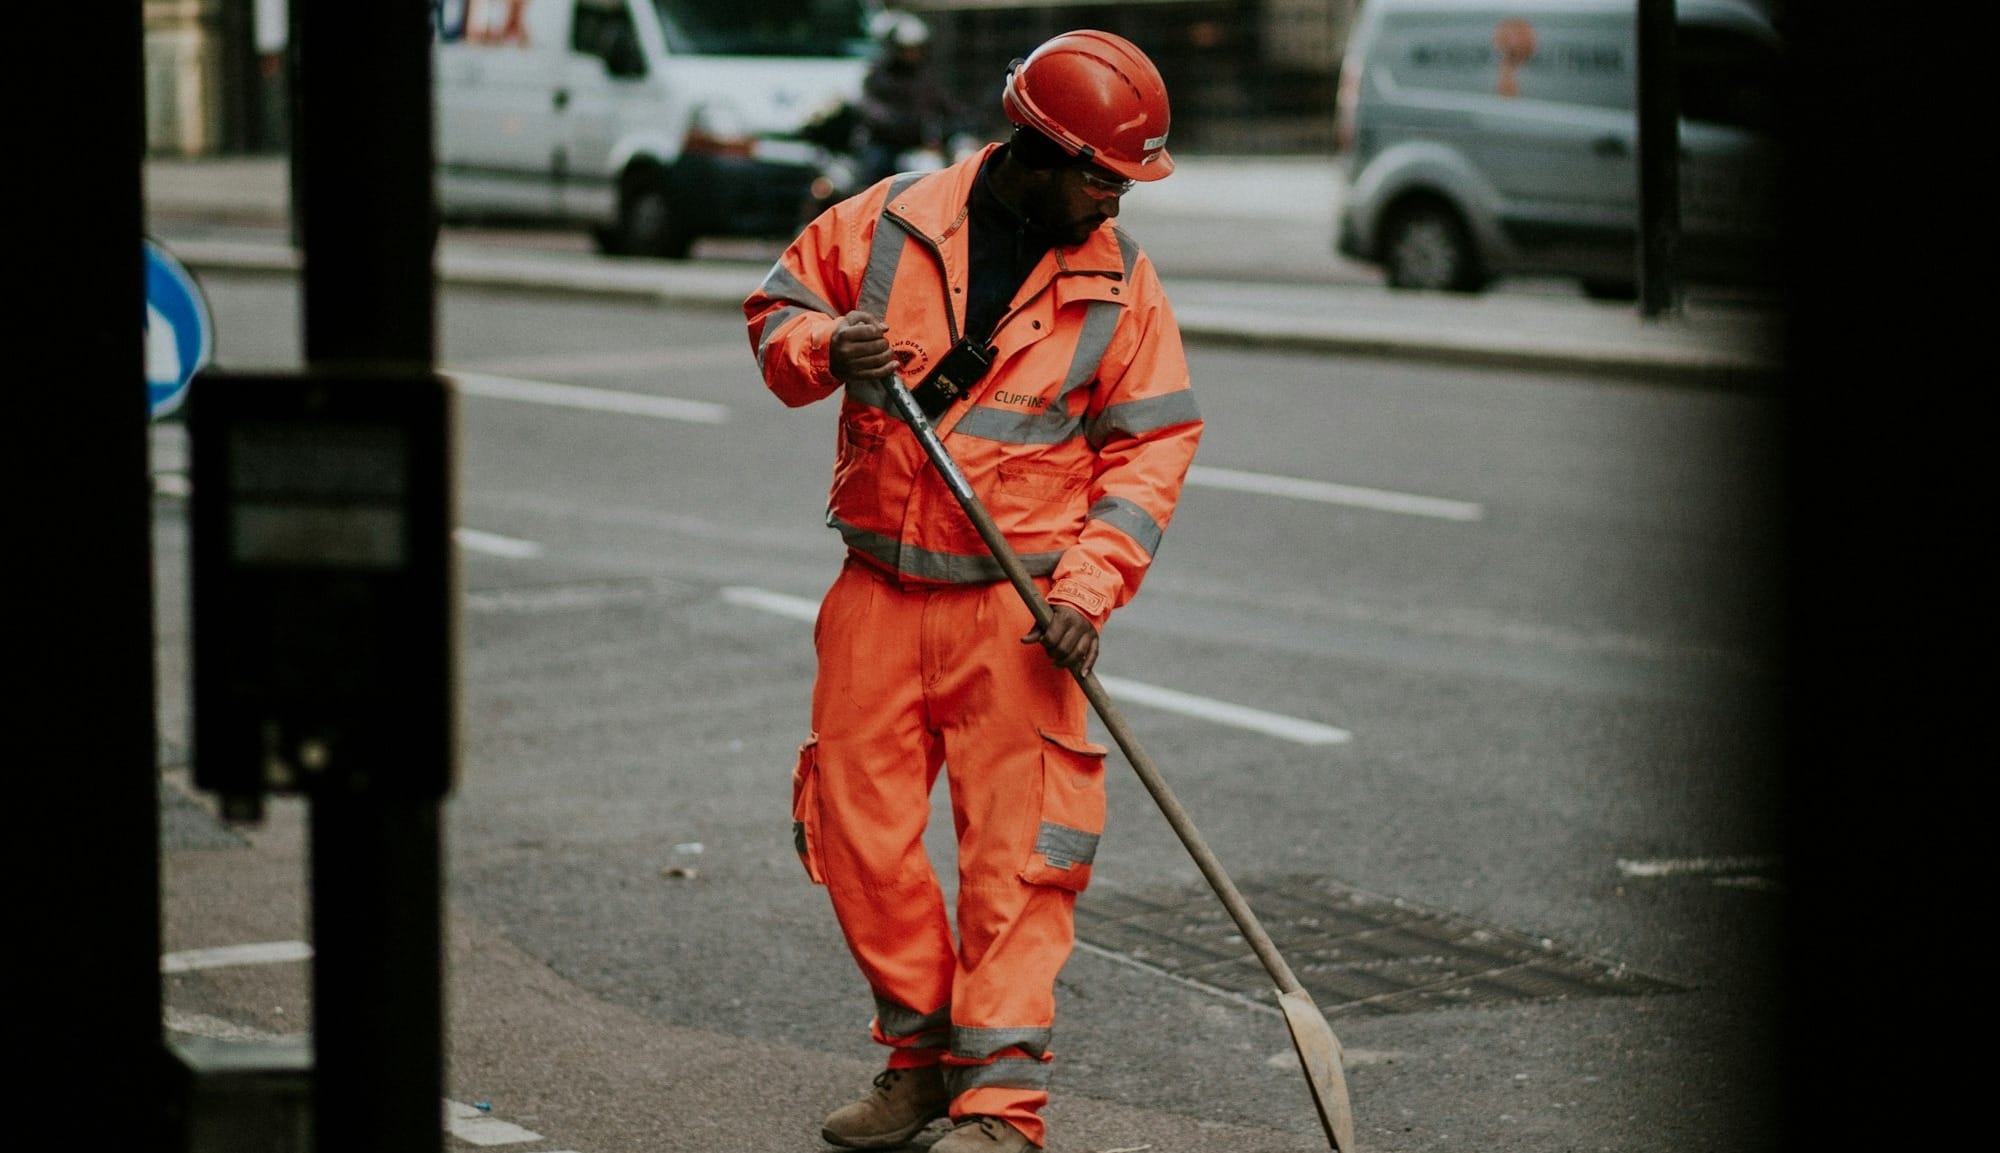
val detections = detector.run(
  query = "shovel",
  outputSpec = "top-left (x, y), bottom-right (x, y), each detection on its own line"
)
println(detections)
top-left (884, 378), bottom-right (1357, 1152)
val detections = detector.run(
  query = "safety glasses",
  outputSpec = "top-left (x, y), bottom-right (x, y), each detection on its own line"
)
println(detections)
top-left (1074, 167), bottom-right (1134, 199)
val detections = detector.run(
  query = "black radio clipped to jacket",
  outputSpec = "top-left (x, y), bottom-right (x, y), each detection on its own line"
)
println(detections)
top-left (908, 337), bottom-right (997, 418)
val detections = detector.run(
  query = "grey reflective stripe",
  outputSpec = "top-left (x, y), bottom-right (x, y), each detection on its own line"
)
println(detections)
top-left (1060, 299), bottom-right (1123, 398)
top-left (951, 1025), bottom-right (1051, 1062)
top-left (832, 517), bottom-right (1064, 584)
top-left (944, 1056), bottom-right (1053, 1095)
top-left (1086, 389), bottom-right (1202, 447)
top-left (948, 404), bottom-right (1083, 445)
top-left (876, 996), bottom-right (951, 1041)
top-left (862, 186), bottom-right (926, 318)
top-left (834, 520), bottom-right (907, 573)
top-left (757, 305), bottom-right (813, 373)
top-left (938, 296), bottom-right (1117, 446)
top-left (1115, 227), bottom-right (1141, 280)
top-left (757, 261), bottom-right (837, 317)
top-left (1087, 496), bottom-right (1164, 557)
top-left (1033, 821), bottom-right (1100, 869)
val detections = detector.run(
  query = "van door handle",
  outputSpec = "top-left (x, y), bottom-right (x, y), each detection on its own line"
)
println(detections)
top-left (1592, 135), bottom-right (1629, 158)
top-left (553, 88), bottom-right (570, 111)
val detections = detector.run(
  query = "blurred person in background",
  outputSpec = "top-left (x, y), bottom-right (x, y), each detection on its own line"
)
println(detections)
top-left (853, 11), bottom-right (967, 187)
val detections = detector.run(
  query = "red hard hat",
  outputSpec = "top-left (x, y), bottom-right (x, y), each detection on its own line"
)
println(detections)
top-left (1002, 30), bottom-right (1174, 182)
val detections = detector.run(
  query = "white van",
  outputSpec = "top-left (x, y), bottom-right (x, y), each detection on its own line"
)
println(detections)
top-left (433, 0), bottom-right (876, 258)
top-left (1334, 0), bottom-right (1782, 296)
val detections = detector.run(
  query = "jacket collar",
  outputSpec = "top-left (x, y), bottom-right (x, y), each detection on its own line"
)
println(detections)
top-left (884, 142), bottom-right (1126, 275)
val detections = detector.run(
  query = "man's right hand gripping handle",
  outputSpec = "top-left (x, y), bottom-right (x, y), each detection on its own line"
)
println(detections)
top-left (830, 311), bottom-right (894, 385)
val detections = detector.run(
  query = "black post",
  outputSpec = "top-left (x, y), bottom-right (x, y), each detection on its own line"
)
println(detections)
top-left (1636, 0), bottom-right (1681, 317)
top-left (218, 0), bottom-right (262, 152)
top-left (18, 0), bottom-right (163, 1148)
top-left (291, 1), bottom-right (443, 1150)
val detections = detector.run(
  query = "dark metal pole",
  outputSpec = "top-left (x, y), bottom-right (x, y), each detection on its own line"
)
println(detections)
top-left (291, 1), bottom-right (443, 1150)
top-left (1636, 0), bottom-right (1682, 317)
top-left (17, 0), bottom-right (163, 1147)
top-left (218, 0), bottom-right (261, 152)
top-left (293, 0), bottom-right (436, 366)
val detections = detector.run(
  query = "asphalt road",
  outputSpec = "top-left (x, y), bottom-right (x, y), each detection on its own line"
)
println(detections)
top-left (155, 272), bottom-right (1786, 1152)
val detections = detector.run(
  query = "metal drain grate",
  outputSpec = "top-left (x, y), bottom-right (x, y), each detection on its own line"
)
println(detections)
top-left (1076, 875), bottom-right (1683, 1016)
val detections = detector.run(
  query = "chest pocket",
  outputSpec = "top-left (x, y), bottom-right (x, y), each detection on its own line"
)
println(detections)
top-left (831, 416), bottom-right (888, 508)
top-left (996, 462), bottom-right (1086, 505)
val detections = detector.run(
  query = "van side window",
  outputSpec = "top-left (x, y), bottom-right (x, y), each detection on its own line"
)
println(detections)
top-left (573, 0), bottom-right (645, 77)
top-left (1677, 24), bottom-right (1779, 133)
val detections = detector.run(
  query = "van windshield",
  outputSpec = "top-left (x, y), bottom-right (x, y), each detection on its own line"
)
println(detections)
top-left (651, 0), bottom-right (874, 57)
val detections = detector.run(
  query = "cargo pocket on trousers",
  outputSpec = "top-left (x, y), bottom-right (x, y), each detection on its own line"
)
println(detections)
top-left (791, 737), bottom-right (827, 885)
top-left (1019, 729), bottom-right (1108, 892)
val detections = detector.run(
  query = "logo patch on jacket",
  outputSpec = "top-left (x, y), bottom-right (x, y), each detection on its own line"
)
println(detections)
top-left (892, 340), bottom-right (930, 381)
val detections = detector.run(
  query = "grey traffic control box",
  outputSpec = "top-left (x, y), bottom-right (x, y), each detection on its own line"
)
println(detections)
top-left (190, 371), bottom-right (458, 820)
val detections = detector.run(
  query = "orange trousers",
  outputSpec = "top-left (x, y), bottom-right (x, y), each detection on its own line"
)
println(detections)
top-left (792, 558), bottom-right (1109, 1146)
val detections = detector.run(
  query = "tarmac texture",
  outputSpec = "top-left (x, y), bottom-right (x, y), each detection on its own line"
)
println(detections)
top-left (146, 151), bottom-right (1788, 1153)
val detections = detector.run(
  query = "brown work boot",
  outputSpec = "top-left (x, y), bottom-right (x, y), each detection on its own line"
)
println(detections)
top-left (929, 1115), bottom-right (1041, 1152)
top-left (820, 1065), bottom-right (949, 1149)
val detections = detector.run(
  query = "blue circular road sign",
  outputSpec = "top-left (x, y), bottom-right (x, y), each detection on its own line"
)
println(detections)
top-left (145, 238), bottom-right (213, 419)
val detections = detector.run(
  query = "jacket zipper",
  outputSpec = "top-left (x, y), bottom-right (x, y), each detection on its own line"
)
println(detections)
top-left (887, 207), bottom-right (1126, 349)
top-left (887, 209), bottom-right (965, 345)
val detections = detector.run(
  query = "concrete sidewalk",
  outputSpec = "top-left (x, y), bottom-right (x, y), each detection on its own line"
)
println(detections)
top-left (145, 156), bottom-right (1784, 385)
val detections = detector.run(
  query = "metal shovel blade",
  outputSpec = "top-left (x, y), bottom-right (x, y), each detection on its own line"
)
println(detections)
top-left (1279, 989), bottom-right (1356, 1152)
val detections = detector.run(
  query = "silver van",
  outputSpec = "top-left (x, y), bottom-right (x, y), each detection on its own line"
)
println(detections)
top-left (1334, 0), bottom-right (1781, 296)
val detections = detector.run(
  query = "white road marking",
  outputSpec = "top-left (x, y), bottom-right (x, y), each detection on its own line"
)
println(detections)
top-left (460, 344), bottom-right (751, 377)
top-left (721, 586), bottom-right (1351, 746)
top-left (721, 585), bottom-right (820, 622)
top-left (1097, 675), bottom-right (1351, 745)
top-left (161, 940), bottom-right (313, 973)
top-left (165, 1008), bottom-right (297, 1042)
top-left (444, 1100), bottom-right (546, 1146)
top-left (1073, 939), bottom-right (1283, 1018)
top-left (448, 371), bottom-right (729, 425)
top-left (1615, 854), bottom-right (1780, 878)
top-left (1188, 464), bottom-right (1484, 521)
top-left (465, 582), bottom-right (661, 614)
top-left (455, 527), bottom-right (546, 559)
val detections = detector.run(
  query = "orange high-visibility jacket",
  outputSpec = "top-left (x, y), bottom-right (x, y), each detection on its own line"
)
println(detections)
top-left (745, 144), bottom-right (1203, 626)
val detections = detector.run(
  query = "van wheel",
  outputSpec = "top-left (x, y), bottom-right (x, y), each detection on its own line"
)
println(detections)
top-left (609, 176), bottom-right (695, 260)
top-left (1382, 201), bottom-right (1483, 292)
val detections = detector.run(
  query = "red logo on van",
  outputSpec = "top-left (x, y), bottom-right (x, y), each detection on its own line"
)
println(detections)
top-left (1495, 19), bottom-right (1536, 97)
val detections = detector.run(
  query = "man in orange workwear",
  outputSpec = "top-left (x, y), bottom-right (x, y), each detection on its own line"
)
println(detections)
top-left (744, 30), bottom-right (1201, 1153)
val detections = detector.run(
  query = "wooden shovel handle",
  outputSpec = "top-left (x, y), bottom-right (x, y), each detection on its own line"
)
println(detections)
top-left (885, 378), bottom-right (1306, 997)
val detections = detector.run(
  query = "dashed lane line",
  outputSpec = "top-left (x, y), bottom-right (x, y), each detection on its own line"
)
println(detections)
top-left (161, 940), bottom-right (313, 973)
top-left (448, 371), bottom-right (729, 425)
top-left (1096, 675), bottom-right (1350, 745)
top-left (455, 527), bottom-right (546, 559)
top-left (1615, 854), bottom-right (1781, 879)
top-left (1187, 464), bottom-right (1484, 521)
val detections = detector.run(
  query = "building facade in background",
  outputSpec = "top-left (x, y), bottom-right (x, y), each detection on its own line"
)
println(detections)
top-left (145, 0), bottom-right (286, 155)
